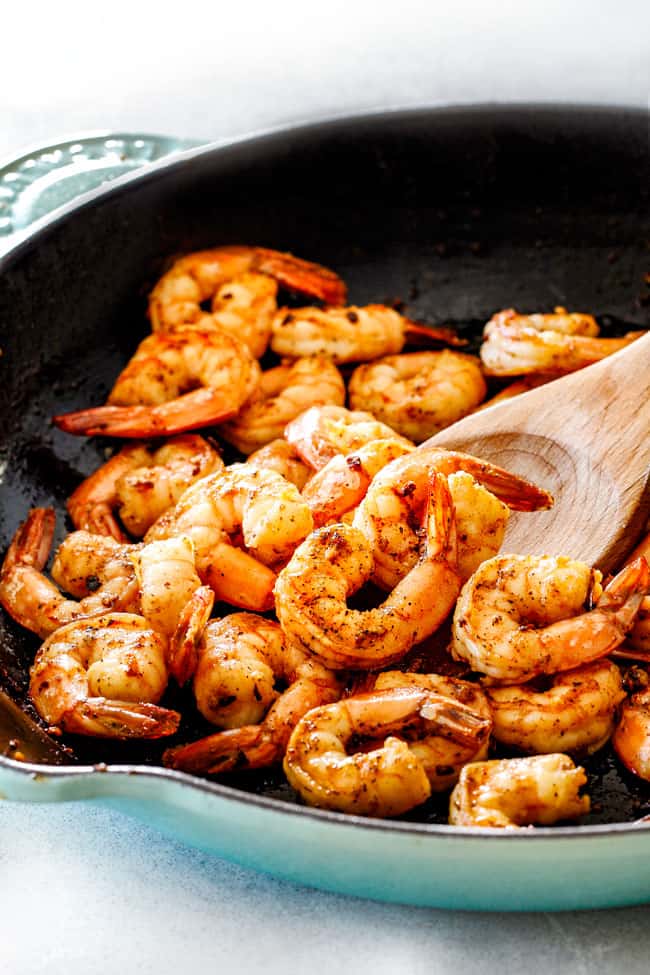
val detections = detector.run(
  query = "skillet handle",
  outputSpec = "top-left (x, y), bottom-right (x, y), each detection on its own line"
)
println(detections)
top-left (0, 132), bottom-right (201, 248)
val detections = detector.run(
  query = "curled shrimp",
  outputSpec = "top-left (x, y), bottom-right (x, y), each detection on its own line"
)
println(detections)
top-left (67, 435), bottom-right (223, 540)
top-left (0, 509), bottom-right (138, 639)
top-left (270, 304), bottom-right (462, 364)
top-left (348, 350), bottom-right (487, 441)
top-left (246, 439), bottom-right (312, 490)
top-left (449, 754), bottom-right (590, 828)
top-left (283, 686), bottom-right (491, 817)
top-left (146, 464), bottom-right (313, 611)
top-left (352, 447), bottom-right (553, 590)
top-left (613, 688), bottom-right (650, 781)
top-left (285, 404), bottom-right (413, 471)
top-left (274, 473), bottom-right (461, 670)
top-left (29, 613), bottom-right (180, 738)
top-left (219, 356), bottom-right (345, 455)
top-left (148, 244), bottom-right (347, 334)
top-left (164, 616), bottom-right (341, 774)
top-left (485, 659), bottom-right (625, 756)
top-left (372, 671), bottom-right (492, 791)
top-left (451, 554), bottom-right (650, 683)
top-left (53, 328), bottom-right (261, 438)
top-left (480, 307), bottom-right (642, 376)
top-left (302, 438), bottom-right (414, 529)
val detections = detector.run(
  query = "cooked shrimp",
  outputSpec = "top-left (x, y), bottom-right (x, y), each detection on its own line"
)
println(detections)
top-left (218, 356), bottom-right (345, 455)
top-left (148, 244), bottom-right (347, 333)
top-left (146, 464), bottom-right (313, 611)
top-left (67, 435), bottom-right (223, 540)
top-left (613, 689), bottom-right (650, 781)
top-left (53, 328), bottom-right (261, 438)
top-left (373, 671), bottom-right (492, 791)
top-left (285, 404), bottom-right (413, 471)
top-left (486, 659), bottom-right (625, 755)
top-left (271, 304), bottom-right (462, 364)
top-left (283, 686), bottom-right (490, 817)
top-left (625, 530), bottom-right (650, 653)
top-left (29, 613), bottom-right (180, 738)
top-left (449, 754), bottom-right (590, 828)
top-left (205, 272), bottom-right (279, 358)
top-left (302, 438), bottom-right (414, 528)
top-left (274, 473), bottom-right (461, 670)
top-left (164, 617), bottom-right (341, 773)
top-left (451, 555), bottom-right (650, 683)
top-left (352, 447), bottom-right (552, 590)
top-left (246, 439), bottom-right (312, 490)
top-left (0, 509), bottom-right (139, 639)
top-left (348, 350), bottom-right (487, 441)
top-left (480, 307), bottom-right (642, 376)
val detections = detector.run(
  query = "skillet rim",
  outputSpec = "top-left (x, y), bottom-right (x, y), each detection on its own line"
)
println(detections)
top-left (1, 101), bottom-right (649, 841)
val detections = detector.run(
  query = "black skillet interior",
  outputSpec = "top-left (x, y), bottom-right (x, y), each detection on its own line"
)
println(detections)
top-left (0, 105), bottom-right (649, 824)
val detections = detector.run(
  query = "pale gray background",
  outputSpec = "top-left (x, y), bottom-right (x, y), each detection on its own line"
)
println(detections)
top-left (1, 1), bottom-right (649, 971)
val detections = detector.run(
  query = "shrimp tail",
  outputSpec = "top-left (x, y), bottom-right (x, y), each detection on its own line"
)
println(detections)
top-left (403, 319), bottom-right (467, 347)
top-left (54, 388), bottom-right (241, 439)
top-left (169, 585), bottom-right (215, 686)
top-left (425, 473), bottom-right (458, 565)
top-left (420, 694), bottom-right (493, 749)
top-left (599, 556), bottom-right (650, 624)
top-left (163, 725), bottom-right (275, 774)
top-left (61, 698), bottom-right (181, 738)
top-left (2, 507), bottom-right (55, 575)
top-left (255, 249), bottom-right (347, 305)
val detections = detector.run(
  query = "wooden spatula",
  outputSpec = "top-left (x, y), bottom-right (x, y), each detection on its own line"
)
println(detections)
top-left (424, 332), bottom-right (650, 573)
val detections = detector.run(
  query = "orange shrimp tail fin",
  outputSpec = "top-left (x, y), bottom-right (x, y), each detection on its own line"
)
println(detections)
top-left (600, 557), bottom-right (650, 619)
top-left (419, 693), bottom-right (492, 749)
top-left (203, 546), bottom-right (276, 612)
top-left (255, 249), bottom-right (347, 305)
top-left (2, 507), bottom-right (55, 576)
top-left (403, 319), bottom-right (468, 347)
top-left (169, 585), bottom-right (215, 686)
top-left (425, 472), bottom-right (458, 566)
top-left (61, 699), bottom-right (181, 738)
top-left (53, 388), bottom-right (240, 439)
top-left (163, 725), bottom-right (274, 774)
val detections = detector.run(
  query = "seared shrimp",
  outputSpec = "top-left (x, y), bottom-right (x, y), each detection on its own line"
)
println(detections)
top-left (486, 659), bottom-right (625, 755)
top-left (451, 555), bottom-right (650, 683)
top-left (164, 616), bottom-right (341, 773)
top-left (53, 328), bottom-right (261, 438)
top-left (373, 671), bottom-right (492, 790)
top-left (283, 686), bottom-right (491, 817)
top-left (271, 304), bottom-right (461, 364)
top-left (449, 754), bottom-right (590, 828)
top-left (146, 465), bottom-right (313, 611)
top-left (302, 438), bottom-right (414, 528)
top-left (274, 473), bottom-right (461, 670)
top-left (348, 351), bottom-right (487, 441)
top-left (148, 245), bottom-right (347, 333)
top-left (0, 509), bottom-right (138, 639)
top-left (480, 307), bottom-right (642, 376)
top-left (246, 439), bottom-right (312, 490)
top-left (352, 447), bottom-right (552, 590)
top-left (67, 435), bottom-right (223, 540)
top-left (29, 613), bottom-right (180, 738)
top-left (285, 404), bottom-right (413, 471)
top-left (613, 689), bottom-right (650, 781)
top-left (219, 356), bottom-right (345, 455)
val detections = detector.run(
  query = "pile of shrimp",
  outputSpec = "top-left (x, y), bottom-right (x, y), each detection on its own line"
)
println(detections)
top-left (2, 243), bottom-right (649, 829)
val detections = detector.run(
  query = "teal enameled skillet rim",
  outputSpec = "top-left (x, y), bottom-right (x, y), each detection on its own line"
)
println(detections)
top-left (0, 104), bottom-right (648, 909)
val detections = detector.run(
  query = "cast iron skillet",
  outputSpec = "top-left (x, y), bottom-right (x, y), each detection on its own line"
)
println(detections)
top-left (0, 105), bottom-right (649, 910)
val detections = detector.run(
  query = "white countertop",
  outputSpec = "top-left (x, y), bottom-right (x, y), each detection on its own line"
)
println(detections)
top-left (1, 2), bottom-right (649, 971)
